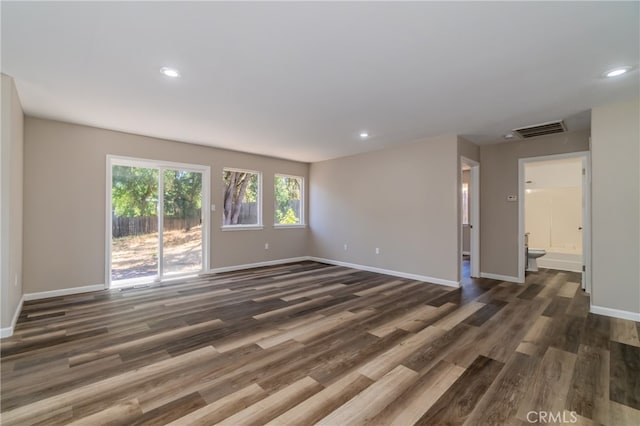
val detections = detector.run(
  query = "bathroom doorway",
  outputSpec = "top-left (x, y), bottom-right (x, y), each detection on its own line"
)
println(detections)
top-left (461, 157), bottom-right (480, 279)
top-left (518, 152), bottom-right (590, 292)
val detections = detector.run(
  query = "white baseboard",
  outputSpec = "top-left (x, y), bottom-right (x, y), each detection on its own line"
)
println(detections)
top-left (0, 295), bottom-right (24, 338)
top-left (23, 284), bottom-right (106, 301)
top-left (537, 259), bottom-right (582, 273)
top-left (308, 257), bottom-right (460, 288)
top-left (590, 305), bottom-right (640, 322)
top-left (480, 272), bottom-right (522, 283)
top-left (208, 257), bottom-right (310, 274)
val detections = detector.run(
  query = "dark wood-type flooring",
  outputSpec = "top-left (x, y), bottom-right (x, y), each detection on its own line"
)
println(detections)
top-left (1, 261), bottom-right (639, 425)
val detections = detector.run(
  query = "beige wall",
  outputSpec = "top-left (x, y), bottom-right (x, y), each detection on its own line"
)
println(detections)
top-left (309, 134), bottom-right (460, 285)
top-left (479, 130), bottom-right (590, 279)
top-left (591, 98), bottom-right (640, 315)
top-left (23, 117), bottom-right (309, 293)
top-left (1, 74), bottom-right (24, 329)
top-left (458, 136), bottom-right (480, 163)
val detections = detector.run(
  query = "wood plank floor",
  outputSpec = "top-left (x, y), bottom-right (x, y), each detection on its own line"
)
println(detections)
top-left (1, 261), bottom-right (639, 425)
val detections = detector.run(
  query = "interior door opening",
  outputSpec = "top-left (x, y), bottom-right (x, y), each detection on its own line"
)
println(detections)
top-left (461, 157), bottom-right (480, 281)
top-left (107, 156), bottom-right (209, 288)
top-left (518, 152), bottom-right (590, 292)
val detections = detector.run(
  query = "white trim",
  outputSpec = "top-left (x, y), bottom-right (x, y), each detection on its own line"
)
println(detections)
top-left (518, 151), bottom-right (590, 288)
top-left (462, 251), bottom-right (471, 256)
top-left (105, 156), bottom-right (112, 289)
top-left (107, 155), bottom-right (210, 288)
top-left (0, 295), bottom-right (24, 338)
top-left (581, 155), bottom-right (592, 294)
top-left (111, 272), bottom-right (202, 289)
top-left (273, 224), bottom-right (307, 229)
top-left (460, 156), bottom-right (480, 279)
top-left (110, 155), bottom-right (211, 173)
top-left (274, 174), bottom-right (305, 227)
top-left (23, 284), bottom-right (105, 301)
top-left (480, 272), bottom-right (522, 283)
top-left (221, 225), bottom-right (264, 231)
top-left (222, 167), bottom-right (263, 227)
top-left (208, 257), bottom-right (310, 274)
top-left (590, 305), bottom-right (640, 322)
top-left (158, 169), bottom-right (165, 278)
top-left (309, 257), bottom-right (460, 288)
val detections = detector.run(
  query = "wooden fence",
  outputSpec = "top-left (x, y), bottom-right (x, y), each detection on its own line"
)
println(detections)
top-left (112, 211), bottom-right (201, 238)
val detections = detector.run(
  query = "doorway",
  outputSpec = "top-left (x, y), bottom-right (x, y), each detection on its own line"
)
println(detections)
top-left (518, 151), bottom-right (590, 292)
top-left (107, 156), bottom-right (210, 287)
top-left (461, 157), bottom-right (480, 279)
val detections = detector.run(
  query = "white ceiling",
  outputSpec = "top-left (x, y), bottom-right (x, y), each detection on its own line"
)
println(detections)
top-left (2, 1), bottom-right (638, 163)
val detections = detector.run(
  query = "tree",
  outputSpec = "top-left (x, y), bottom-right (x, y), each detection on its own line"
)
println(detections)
top-left (223, 171), bottom-right (257, 225)
top-left (275, 176), bottom-right (301, 224)
top-left (163, 171), bottom-right (202, 230)
top-left (112, 166), bottom-right (158, 217)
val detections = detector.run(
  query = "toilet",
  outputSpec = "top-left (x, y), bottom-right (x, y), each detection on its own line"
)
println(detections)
top-left (527, 248), bottom-right (546, 272)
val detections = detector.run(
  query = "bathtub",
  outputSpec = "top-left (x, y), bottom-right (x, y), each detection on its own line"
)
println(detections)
top-left (536, 250), bottom-right (582, 272)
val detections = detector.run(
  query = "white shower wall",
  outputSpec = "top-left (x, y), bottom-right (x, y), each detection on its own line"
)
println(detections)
top-left (525, 186), bottom-right (583, 272)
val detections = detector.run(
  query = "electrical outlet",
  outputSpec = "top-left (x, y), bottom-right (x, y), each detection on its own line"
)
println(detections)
top-left (375, 247), bottom-right (380, 255)
top-left (343, 243), bottom-right (348, 251)
top-left (265, 243), bottom-right (269, 250)
top-left (211, 204), bottom-right (216, 211)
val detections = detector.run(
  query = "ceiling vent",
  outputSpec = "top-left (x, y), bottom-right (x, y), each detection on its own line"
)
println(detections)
top-left (512, 120), bottom-right (567, 139)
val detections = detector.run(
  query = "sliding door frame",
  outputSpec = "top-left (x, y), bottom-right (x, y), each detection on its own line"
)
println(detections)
top-left (106, 155), bottom-right (210, 289)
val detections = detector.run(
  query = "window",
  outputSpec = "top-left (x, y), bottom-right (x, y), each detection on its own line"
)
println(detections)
top-left (462, 182), bottom-right (469, 225)
top-left (222, 168), bottom-right (261, 227)
top-left (274, 174), bottom-right (304, 226)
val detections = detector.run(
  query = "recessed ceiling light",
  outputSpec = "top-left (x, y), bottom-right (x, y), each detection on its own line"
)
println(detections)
top-left (604, 66), bottom-right (631, 78)
top-left (504, 133), bottom-right (515, 139)
top-left (160, 67), bottom-right (180, 78)
top-left (359, 132), bottom-right (369, 139)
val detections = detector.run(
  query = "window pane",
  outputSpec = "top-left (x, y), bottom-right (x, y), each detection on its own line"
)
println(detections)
top-left (163, 170), bottom-right (203, 275)
top-left (111, 165), bottom-right (159, 281)
top-left (275, 175), bottom-right (302, 225)
top-left (223, 169), bottom-right (260, 225)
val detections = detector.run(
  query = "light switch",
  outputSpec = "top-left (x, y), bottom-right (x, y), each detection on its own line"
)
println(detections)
top-left (211, 204), bottom-right (216, 211)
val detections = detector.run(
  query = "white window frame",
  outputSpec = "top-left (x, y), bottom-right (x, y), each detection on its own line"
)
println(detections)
top-left (106, 155), bottom-right (210, 289)
top-left (221, 167), bottom-right (263, 230)
top-left (274, 174), bottom-right (305, 228)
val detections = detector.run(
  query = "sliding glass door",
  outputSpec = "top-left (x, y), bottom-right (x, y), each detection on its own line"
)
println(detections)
top-left (111, 165), bottom-right (160, 281)
top-left (109, 157), bottom-right (209, 286)
top-left (162, 169), bottom-right (203, 275)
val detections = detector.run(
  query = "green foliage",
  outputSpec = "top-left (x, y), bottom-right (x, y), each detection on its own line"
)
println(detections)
top-left (163, 170), bottom-right (202, 219)
top-left (112, 166), bottom-right (202, 220)
top-left (276, 208), bottom-right (299, 224)
top-left (274, 176), bottom-right (301, 224)
top-left (112, 166), bottom-right (158, 217)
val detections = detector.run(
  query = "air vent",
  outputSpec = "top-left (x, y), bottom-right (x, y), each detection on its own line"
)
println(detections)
top-left (512, 120), bottom-right (567, 139)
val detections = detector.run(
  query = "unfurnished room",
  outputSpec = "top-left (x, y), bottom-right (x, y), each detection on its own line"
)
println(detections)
top-left (1, 1), bottom-right (639, 425)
